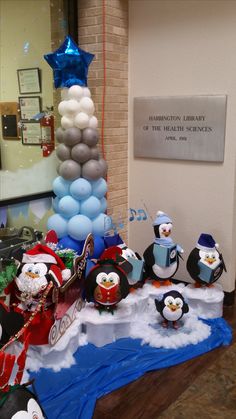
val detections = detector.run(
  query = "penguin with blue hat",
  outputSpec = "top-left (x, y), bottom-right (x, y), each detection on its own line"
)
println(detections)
top-left (143, 211), bottom-right (184, 287)
top-left (186, 233), bottom-right (226, 287)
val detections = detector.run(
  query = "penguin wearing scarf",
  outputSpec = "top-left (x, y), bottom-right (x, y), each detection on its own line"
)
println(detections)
top-left (143, 211), bottom-right (184, 287)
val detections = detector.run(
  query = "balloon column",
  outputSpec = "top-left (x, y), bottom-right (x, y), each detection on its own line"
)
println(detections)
top-left (44, 37), bottom-right (111, 242)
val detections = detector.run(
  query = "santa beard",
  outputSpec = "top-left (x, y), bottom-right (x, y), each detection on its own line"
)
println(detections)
top-left (15, 273), bottom-right (48, 296)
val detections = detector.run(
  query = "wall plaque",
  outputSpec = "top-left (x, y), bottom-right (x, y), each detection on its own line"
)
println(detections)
top-left (134, 95), bottom-right (227, 162)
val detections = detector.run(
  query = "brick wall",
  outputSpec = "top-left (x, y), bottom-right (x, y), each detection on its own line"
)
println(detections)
top-left (78, 0), bottom-right (128, 241)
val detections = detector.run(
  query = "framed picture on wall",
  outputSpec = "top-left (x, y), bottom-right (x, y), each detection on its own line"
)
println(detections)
top-left (17, 68), bottom-right (41, 94)
top-left (19, 96), bottom-right (41, 120)
top-left (21, 121), bottom-right (42, 145)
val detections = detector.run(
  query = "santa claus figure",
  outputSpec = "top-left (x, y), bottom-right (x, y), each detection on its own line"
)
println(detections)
top-left (5, 244), bottom-right (71, 345)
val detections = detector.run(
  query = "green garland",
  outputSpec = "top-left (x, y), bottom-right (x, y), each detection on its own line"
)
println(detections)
top-left (56, 249), bottom-right (77, 270)
top-left (0, 261), bottom-right (17, 294)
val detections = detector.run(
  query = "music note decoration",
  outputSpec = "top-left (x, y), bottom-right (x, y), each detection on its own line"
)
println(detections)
top-left (129, 208), bottom-right (148, 222)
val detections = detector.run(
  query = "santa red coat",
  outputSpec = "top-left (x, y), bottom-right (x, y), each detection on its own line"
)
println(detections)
top-left (94, 284), bottom-right (121, 306)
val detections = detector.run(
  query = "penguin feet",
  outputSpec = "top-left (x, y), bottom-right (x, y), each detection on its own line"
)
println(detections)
top-left (194, 282), bottom-right (202, 288)
top-left (172, 321), bottom-right (179, 330)
top-left (152, 280), bottom-right (161, 288)
top-left (162, 280), bottom-right (172, 286)
top-left (162, 319), bottom-right (169, 328)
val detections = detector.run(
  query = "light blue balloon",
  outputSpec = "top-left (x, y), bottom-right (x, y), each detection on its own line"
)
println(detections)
top-left (100, 197), bottom-right (107, 213)
top-left (92, 213), bottom-right (112, 236)
top-left (53, 176), bottom-right (71, 198)
top-left (80, 196), bottom-right (101, 219)
top-left (52, 196), bottom-right (60, 212)
top-left (68, 214), bottom-right (93, 241)
top-left (58, 195), bottom-right (80, 218)
top-left (70, 178), bottom-right (92, 200)
top-left (91, 178), bottom-right (108, 199)
top-left (47, 213), bottom-right (68, 238)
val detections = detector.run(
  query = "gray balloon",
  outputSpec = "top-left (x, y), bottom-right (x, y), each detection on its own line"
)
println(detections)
top-left (98, 158), bottom-right (108, 177)
top-left (56, 162), bottom-right (61, 175)
top-left (56, 143), bottom-right (71, 161)
top-left (64, 127), bottom-right (82, 147)
top-left (56, 127), bottom-right (64, 143)
top-left (59, 159), bottom-right (81, 180)
top-left (71, 143), bottom-right (91, 163)
top-left (82, 128), bottom-right (99, 147)
top-left (90, 146), bottom-right (99, 160)
top-left (82, 159), bottom-right (103, 181)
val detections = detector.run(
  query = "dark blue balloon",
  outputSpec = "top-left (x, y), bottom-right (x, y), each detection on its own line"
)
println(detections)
top-left (44, 36), bottom-right (94, 88)
top-left (58, 235), bottom-right (84, 253)
top-left (91, 235), bottom-right (105, 259)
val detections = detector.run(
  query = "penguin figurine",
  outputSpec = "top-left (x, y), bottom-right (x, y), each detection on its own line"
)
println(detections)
top-left (186, 233), bottom-right (226, 287)
top-left (0, 386), bottom-right (46, 419)
top-left (85, 247), bottom-right (130, 313)
top-left (143, 211), bottom-right (184, 287)
top-left (155, 290), bottom-right (189, 329)
top-left (5, 243), bottom-right (71, 346)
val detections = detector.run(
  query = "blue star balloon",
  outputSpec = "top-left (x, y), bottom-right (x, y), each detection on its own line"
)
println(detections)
top-left (44, 36), bottom-right (94, 88)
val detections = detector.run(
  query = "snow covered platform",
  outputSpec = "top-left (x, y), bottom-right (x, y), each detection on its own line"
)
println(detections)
top-left (25, 316), bottom-right (85, 372)
top-left (79, 282), bottom-right (217, 348)
top-left (183, 283), bottom-right (224, 319)
top-left (24, 281), bottom-right (225, 364)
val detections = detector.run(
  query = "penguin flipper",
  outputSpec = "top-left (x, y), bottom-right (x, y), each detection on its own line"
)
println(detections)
top-left (143, 244), bottom-right (155, 266)
top-left (220, 254), bottom-right (227, 272)
top-left (186, 249), bottom-right (200, 280)
top-left (182, 302), bottom-right (189, 314)
top-left (154, 298), bottom-right (162, 313)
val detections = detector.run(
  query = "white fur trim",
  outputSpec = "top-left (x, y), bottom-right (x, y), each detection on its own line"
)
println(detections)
top-left (62, 269), bottom-right (71, 281)
top-left (196, 244), bottom-right (215, 252)
top-left (49, 269), bottom-right (61, 287)
top-left (23, 253), bottom-right (57, 264)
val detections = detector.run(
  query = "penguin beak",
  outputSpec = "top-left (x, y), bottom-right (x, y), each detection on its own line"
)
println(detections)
top-left (205, 257), bottom-right (215, 265)
top-left (163, 231), bottom-right (170, 237)
top-left (168, 304), bottom-right (177, 311)
top-left (25, 272), bottom-right (40, 279)
top-left (103, 281), bottom-right (114, 288)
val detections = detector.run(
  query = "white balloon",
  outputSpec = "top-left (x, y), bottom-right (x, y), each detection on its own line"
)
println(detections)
top-left (58, 100), bottom-right (68, 116)
top-left (61, 115), bottom-right (74, 129)
top-left (68, 85), bottom-right (83, 100)
top-left (80, 97), bottom-right (95, 115)
top-left (66, 99), bottom-right (80, 114)
top-left (88, 115), bottom-right (98, 129)
top-left (83, 87), bottom-right (91, 97)
top-left (74, 112), bottom-right (89, 129)
top-left (61, 88), bottom-right (69, 100)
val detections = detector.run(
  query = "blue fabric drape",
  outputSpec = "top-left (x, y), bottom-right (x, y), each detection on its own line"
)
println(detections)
top-left (32, 317), bottom-right (232, 419)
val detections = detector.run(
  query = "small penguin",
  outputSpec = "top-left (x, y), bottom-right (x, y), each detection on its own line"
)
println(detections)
top-left (186, 233), bottom-right (226, 287)
top-left (85, 247), bottom-right (130, 313)
top-left (143, 211), bottom-right (183, 287)
top-left (155, 290), bottom-right (189, 329)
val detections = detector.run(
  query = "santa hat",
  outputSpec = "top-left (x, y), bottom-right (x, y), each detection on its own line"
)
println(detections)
top-left (196, 233), bottom-right (219, 252)
top-left (22, 244), bottom-right (71, 284)
top-left (153, 210), bottom-right (172, 227)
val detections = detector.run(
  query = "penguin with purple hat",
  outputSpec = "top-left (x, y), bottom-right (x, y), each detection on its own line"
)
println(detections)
top-left (186, 233), bottom-right (226, 287)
